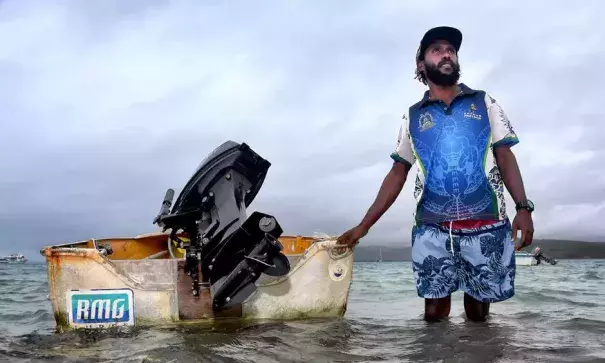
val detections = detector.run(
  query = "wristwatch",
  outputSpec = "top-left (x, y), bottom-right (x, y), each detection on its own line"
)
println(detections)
top-left (515, 199), bottom-right (534, 213)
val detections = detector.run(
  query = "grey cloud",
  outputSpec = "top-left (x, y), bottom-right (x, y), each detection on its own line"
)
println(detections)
top-left (1, 0), bottom-right (605, 260)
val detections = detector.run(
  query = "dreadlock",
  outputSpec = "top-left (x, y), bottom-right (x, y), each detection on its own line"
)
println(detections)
top-left (414, 46), bottom-right (428, 85)
top-left (415, 67), bottom-right (428, 85)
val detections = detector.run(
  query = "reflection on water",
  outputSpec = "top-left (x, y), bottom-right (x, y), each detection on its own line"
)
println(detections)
top-left (1, 260), bottom-right (605, 362)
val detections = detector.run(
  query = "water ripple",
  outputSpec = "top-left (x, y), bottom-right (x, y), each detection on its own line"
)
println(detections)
top-left (0, 261), bottom-right (604, 362)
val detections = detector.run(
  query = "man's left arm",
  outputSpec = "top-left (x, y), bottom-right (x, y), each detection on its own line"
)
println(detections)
top-left (485, 93), bottom-right (534, 249)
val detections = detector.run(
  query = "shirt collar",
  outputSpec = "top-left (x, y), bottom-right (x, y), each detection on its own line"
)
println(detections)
top-left (417, 83), bottom-right (477, 108)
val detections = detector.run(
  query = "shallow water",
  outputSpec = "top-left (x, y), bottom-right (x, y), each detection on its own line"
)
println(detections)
top-left (1, 260), bottom-right (604, 362)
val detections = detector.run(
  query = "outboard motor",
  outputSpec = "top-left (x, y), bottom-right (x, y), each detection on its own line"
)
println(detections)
top-left (532, 247), bottom-right (558, 265)
top-left (153, 141), bottom-right (290, 311)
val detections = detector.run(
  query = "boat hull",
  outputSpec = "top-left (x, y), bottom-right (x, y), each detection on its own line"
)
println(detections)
top-left (0, 254), bottom-right (27, 264)
top-left (41, 234), bottom-right (354, 332)
top-left (515, 253), bottom-right (537, 266)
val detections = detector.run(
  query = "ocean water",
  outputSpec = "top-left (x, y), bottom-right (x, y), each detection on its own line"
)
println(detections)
top-left (1, 260), bottom-right (605, 363)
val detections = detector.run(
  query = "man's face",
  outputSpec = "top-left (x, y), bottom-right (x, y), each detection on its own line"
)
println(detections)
top-left (418, 40), bottom-right (460, 87)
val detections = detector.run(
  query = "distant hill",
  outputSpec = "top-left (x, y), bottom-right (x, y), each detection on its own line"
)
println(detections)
top-left (354, 239), bottom-right (605, 261)
top-left (354, 245), bottom-right (412, 262)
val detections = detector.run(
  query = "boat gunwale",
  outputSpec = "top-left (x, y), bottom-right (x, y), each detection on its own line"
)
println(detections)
top-left (40, 238), bottom-right (353, 289)
top-left (39, 233), bottom-right (344, 257)
top-left (40, 238), bottom-right (352, 260)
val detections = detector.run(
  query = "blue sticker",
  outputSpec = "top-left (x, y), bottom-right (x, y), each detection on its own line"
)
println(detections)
top-left (67, 288), bottom-right (134, 328)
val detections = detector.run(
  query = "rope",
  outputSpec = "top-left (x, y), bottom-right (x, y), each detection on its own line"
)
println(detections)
top-left (326, 243), bottom-right (354, 260)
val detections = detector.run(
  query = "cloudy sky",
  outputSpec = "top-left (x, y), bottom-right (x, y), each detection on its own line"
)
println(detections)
top-left (1, 0), bottom-right (604, 259)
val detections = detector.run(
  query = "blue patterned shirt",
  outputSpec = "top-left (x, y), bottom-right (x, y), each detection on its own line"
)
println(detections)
top-left (391, 83), bottom-right (519, 225)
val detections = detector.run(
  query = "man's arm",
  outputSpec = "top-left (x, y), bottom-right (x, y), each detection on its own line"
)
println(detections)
top-left (485, 92), bottom-right (533, 248)
top-left (336, 115), bottom-right (415, 247)
top-left (357, 113), bottom-right (415, 230)
top-left (484, 91), bottom-right (526, 203)
top-left (493, 146), bottom-right (527, 204)
top-left (495, 145), bottom-right (533, 248)
top-left (358, 161), bottom-right (411, 230)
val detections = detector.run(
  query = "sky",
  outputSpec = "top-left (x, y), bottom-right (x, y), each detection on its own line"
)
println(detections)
top-left (1, 0), bottom-right (604, 260)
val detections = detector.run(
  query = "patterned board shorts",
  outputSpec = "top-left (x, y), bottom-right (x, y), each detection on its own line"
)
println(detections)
top-left (411, 219), bottom-right (516, 303)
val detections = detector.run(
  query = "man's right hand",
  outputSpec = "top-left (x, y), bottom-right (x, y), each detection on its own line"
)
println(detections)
top-left (336, 224), bottom-right (369, 249)
top-left (334, 161), bottom-right (409, 251)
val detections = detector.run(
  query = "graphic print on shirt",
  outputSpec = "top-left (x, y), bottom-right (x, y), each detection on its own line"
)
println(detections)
top-left (410, 98), bottom-right (497, 223)
top-left (487, 165), bottom-right (507, 220)
top-left (392, 86), bottom-right (520, 225)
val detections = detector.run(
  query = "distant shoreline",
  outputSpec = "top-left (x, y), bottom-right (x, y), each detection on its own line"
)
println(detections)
top-left (353, 258), bottom-right (605, 262)
top-left (353, 239), bottom-right (605, 262)
top-left (11, 238), bottom-right (605, 263)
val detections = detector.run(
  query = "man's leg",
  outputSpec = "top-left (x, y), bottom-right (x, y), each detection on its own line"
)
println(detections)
top-left (457, 220), bottom-right (516, 322)
top-left (425, 296), bottom-right (451, 321)
top-left (463, 293), bottom-right (490, 322)
top-left (411, 224), bottom-right (458, 322)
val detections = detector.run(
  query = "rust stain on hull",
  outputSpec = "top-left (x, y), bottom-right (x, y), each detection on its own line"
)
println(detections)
top-left (40, 233), bottom-right (353, 331)
top-left (176, 261), bottom-right (242, 320)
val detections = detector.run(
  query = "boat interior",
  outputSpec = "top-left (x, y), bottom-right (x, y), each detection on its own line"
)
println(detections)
top-left (44, 141), bottom-right (339, 316)
top-left (54, 232), bottom-right (320, 261)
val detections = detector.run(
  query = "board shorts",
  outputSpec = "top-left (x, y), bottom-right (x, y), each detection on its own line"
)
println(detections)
top-left (411, 219), bottom-right (516, 303)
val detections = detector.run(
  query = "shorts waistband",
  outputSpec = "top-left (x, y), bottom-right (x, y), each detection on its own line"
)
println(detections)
top-left (418, 219), bottom-right (511, 236)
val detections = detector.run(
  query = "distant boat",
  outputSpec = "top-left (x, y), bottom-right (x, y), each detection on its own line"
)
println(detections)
top-left (376, 247), bottom-right (382, 262)
top-left (515, 251), bottom-right (538, 266)
top-left (515, 247), bottom-right (557, 266)
top-left (0, 254), bottom-right (27, 264)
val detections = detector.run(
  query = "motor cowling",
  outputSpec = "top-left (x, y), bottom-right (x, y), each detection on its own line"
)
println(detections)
top-left (153, 141), bottom-right (291, 310)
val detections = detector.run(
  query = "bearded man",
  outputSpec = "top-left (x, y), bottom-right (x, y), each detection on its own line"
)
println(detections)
top-left (336, 26), bottom-right (534, 322)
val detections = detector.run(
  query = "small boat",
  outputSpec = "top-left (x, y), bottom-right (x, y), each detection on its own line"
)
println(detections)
top-left (40, 141), bottom-right (354, 332)
top-left (515, 247), bottom-right (558, 266)
top-left (0, 254), bottom-right (27, 264)
top-left (514, 251), bottom-right (538, 266)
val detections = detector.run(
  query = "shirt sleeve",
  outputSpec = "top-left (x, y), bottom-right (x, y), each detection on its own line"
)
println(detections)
top-left (390, 110), bottom-right (415, 167)
top-left (485, 92), bottom-right (519, 148)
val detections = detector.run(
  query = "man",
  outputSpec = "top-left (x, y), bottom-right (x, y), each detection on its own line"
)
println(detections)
top-left (337, 26), bottom-right (534, 322)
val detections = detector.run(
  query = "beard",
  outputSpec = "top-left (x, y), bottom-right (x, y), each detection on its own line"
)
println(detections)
top-left (423, 59), bottom-right (461, 87)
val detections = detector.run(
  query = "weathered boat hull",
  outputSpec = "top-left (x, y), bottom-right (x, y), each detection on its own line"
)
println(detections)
top-left (41, 140), bottom-right (356, 332)
top-left (41, 233), bottom-right (354, 332)
top-left (515, 252), bottom-right (537, 266)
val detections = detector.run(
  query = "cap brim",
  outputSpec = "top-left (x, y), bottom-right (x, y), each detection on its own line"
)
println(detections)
top-left (419, 26), bottom-right (462, 55)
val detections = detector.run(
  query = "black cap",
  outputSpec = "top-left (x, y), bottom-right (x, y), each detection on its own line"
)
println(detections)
top-left (416, 26), bottom-right (462, 61)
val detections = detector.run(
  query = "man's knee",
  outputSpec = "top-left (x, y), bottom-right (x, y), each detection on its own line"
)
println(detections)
top-left (424, 296), bottom-right (451, 321)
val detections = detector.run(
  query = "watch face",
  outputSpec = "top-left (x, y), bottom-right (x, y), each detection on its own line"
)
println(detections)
top-left (528, 200), bottom-right (534, 210)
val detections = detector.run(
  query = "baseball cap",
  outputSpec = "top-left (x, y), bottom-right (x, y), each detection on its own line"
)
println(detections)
top-left (416, 26), bottom-right (462, 61)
